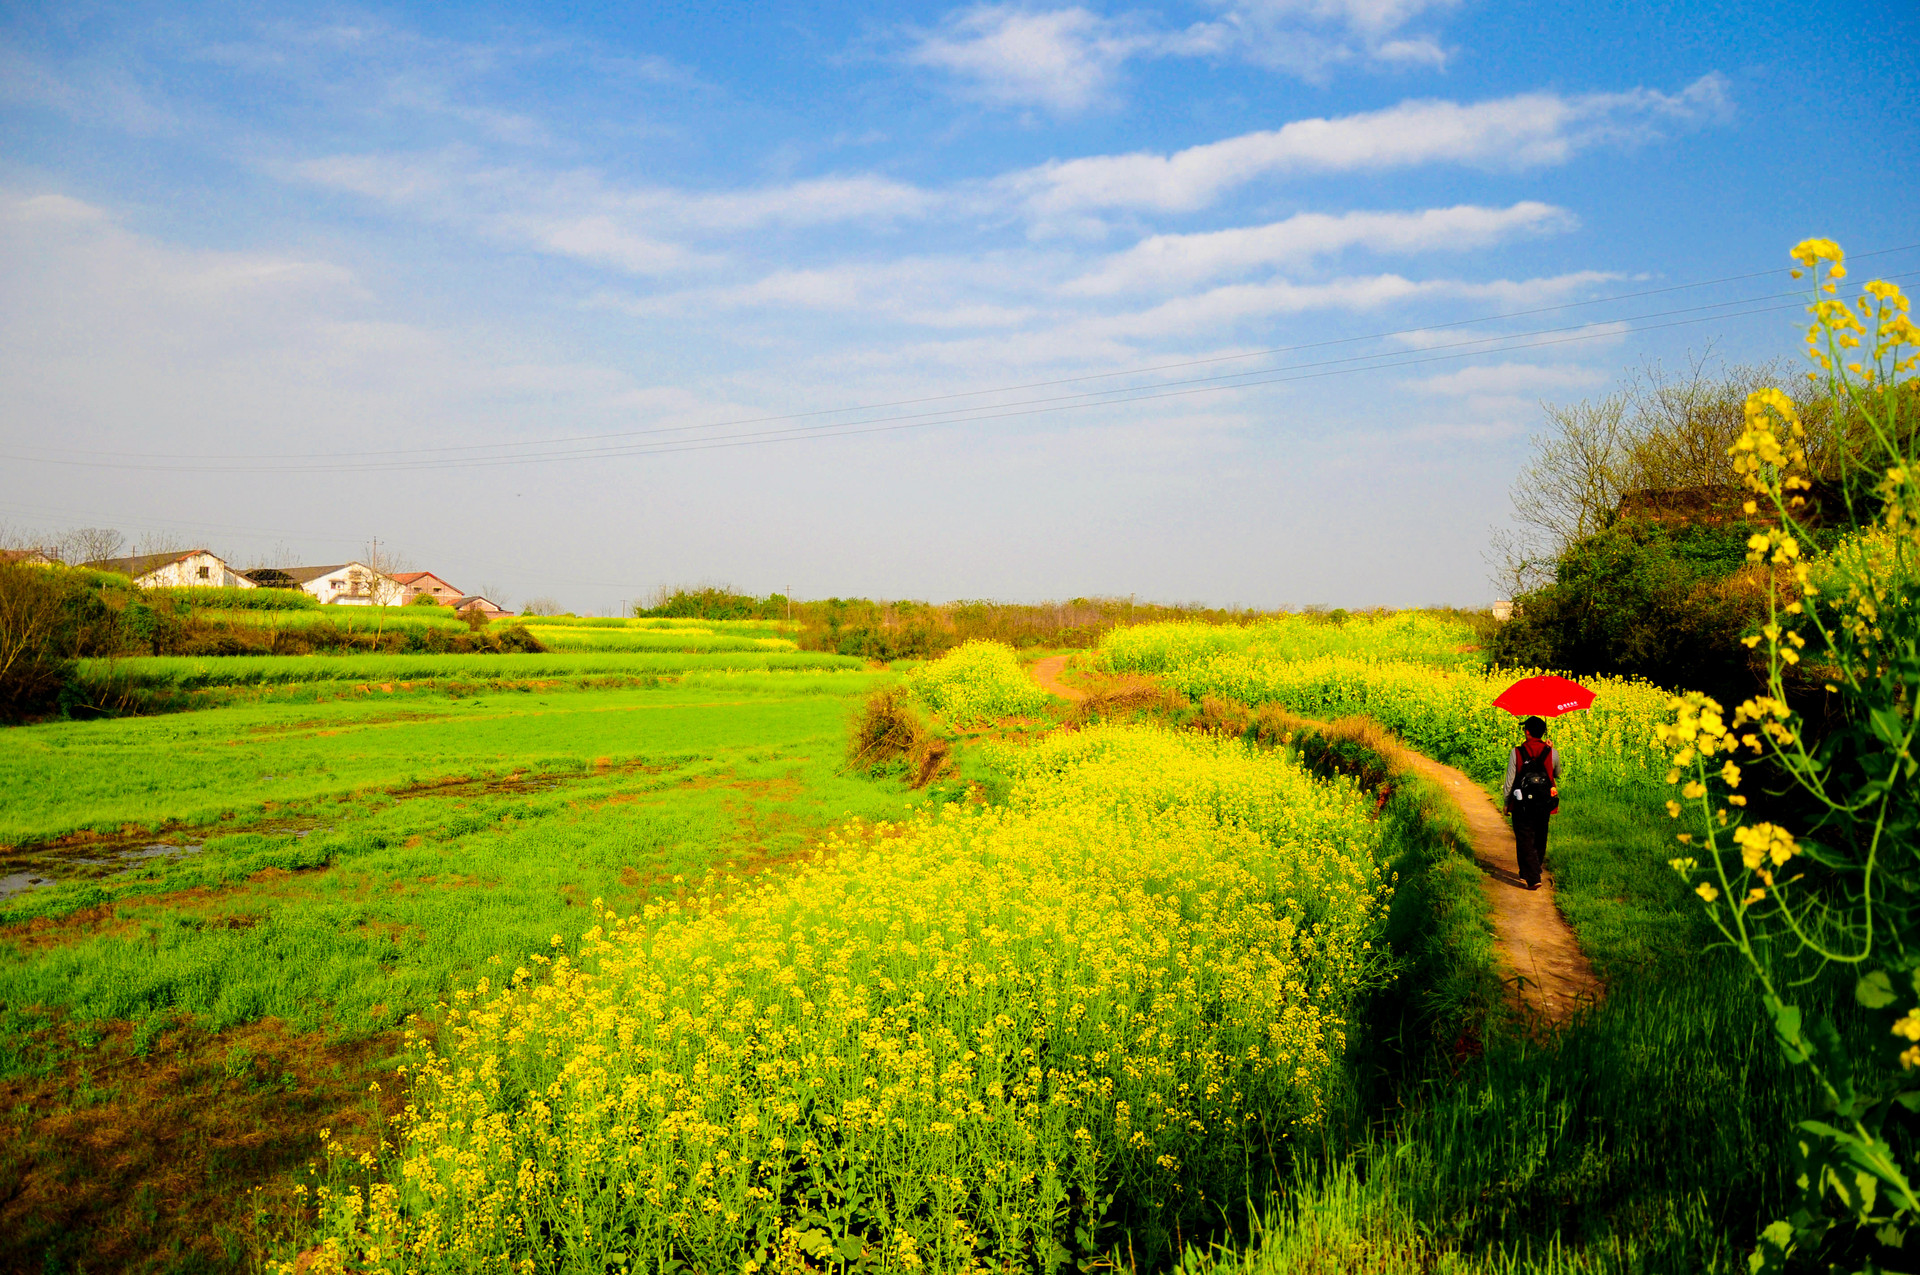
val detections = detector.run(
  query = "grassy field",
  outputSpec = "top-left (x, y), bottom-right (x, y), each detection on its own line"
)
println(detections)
top-left (0, 614), bottom-right (1830, 1274)
top-left (0, 667), bottom-right (937, 1273)
top-left (193, 609), bottom-right (801, 651)
top-left (78, 648), bottom-right (863, 691)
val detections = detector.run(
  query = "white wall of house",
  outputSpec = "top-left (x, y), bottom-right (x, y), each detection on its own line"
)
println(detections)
top-left (300, 562), bottom-right (404, 606)
top-left (135, 552), bottom-right (256, 589)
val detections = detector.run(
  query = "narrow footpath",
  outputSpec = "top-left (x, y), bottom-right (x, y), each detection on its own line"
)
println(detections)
top-left (1026, 653), bottom-right (1601, 1025)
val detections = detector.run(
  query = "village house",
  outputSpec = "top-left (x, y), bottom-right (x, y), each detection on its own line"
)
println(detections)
top-left (0, 548), bottom-right (57, 566)
top-left (253, 562), bottom-right (404, 606)
top-left (390, 571), bottom-right (462, 605)
top-left (83, 549), bottom-right (257, 589)
top-left (451, 595), bottom-right (510, 618)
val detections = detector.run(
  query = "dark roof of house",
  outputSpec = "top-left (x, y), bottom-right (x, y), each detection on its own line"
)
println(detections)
top-left (453, 595), bottom-right (505, 611)
top-left (81, 549), bottom-right (214, 578)
top-left (256, 564), bottom-right (355, 585)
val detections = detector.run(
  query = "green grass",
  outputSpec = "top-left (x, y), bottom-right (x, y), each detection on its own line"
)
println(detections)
top-left (1181, 772), bottom-right (1837, 1274)
top-left (1, 672), bottom-right (883, 845)
top-left (524, 615), bottom-right (797, 635)
top-left (196, 606), bottom-right (465, 633)
top-left (0, 666), bottom-right (947, 1274)
top-left (76, 648), bottom-right (865, 691)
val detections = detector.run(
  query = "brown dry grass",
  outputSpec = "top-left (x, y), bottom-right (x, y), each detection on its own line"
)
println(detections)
top-left (0, 1014), bottom-right (403, 1275)
top-left (845, 687), bottom-right (951, 789)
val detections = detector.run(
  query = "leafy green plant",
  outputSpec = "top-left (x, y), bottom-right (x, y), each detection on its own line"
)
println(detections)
top-left (1660, 240), bottom-right (1920, 1271)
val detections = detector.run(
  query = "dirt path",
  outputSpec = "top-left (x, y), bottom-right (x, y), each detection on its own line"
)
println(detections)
top-left (1023, 656), bottom-right (1601, 1025)
top-left (1398, 752), bottom-right (1602, 1025)
top-left (1028, 654), bottom-right (1084, 702)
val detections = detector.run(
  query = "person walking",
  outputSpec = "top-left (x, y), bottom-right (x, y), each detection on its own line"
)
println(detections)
top-left (1501, 715), bottom-right (1561, 890)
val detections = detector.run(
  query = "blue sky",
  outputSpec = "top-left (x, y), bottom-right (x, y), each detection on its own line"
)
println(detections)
top-left (2, 0), bottom-right (1915, 610)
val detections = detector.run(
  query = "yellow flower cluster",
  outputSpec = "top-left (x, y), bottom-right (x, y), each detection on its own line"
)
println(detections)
top-left (291, 726), bottom-right (1388, 1274)
top-left (1101, 633), bottom-right (1677, 796)
top-left (1792, 238), bottom-right (1920, 379)
top-left (1101, 613), bottom-right (1481, 676)
top-left (907, 640), bottom-right (1055, 724)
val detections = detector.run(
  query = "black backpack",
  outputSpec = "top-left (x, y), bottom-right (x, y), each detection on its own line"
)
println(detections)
top-left (1512, 745), bottom-right (1557, 813)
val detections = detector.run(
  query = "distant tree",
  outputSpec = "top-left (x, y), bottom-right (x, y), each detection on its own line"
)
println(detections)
top-left (1491, 353), bottom-right (1819, 593)
top-left (56, 527), bottom-right (125, 565)
top-left (521, 596), bottom-right (561, 617)
top-left (131, 531), bottom-right (193, 557)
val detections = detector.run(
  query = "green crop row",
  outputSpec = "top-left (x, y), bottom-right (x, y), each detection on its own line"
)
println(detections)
top-left (75, 649), bottom-right (867, 691)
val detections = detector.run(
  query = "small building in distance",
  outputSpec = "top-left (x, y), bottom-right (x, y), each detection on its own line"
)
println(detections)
top-left (451, 595), bottom-right (509, 619)
top-left (0, 548), bottom-right (57, 567)
top-left (390, 571), bottom-right (462, 605)
top-left (83, 549), bottom-right (257, 589)
top-left (256, 562), bottom-right (404, 606)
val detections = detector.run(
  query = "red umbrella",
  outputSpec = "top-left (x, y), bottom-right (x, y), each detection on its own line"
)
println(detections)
top-left (1493, 674), bottom-right (1595, 718)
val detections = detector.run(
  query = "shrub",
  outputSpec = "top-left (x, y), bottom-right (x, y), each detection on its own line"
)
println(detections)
top-left (906, 640), bottom-right (1054, 723)
top-left (846, 686), bottom-right (948, 786)
top-left (1490, 521), bottom-right (1769, 704)
top-left (0, 564), bottom-right (130, 720)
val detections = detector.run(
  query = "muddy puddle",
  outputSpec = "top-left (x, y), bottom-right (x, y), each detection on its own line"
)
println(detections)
top-left (0, 761), bottom-right (674, 906)
top-left (0, 820), bottom-right (328, 904)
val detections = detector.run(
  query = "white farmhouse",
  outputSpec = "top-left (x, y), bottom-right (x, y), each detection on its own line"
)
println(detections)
top-left (263, 562), bottom-right (406, 606)
top-left (83, 549), bottom-right (257, 589)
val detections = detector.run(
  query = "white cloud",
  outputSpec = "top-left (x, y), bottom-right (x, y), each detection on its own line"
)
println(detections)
top-left (290, 151), bottom-right (942, 275)
top-left (601, 255), bottom-right (1058, 330)
top-left (287, 83), bottom-right (1724, 272)
top-left (1076, 269), bottom-right (1618, 340)
top-left (1010, 75), bottom-right (1732, 215)
top-left (1192, 0), bottom-right (1462, 76)
top-left (0, 45), bottom-right (181, 135)
top-left (0, 188), bottom-right (674, 461)
top-left (1408, 362), bottom-right (1607, 396)
top-left (1067, 201), bottom-right (1575, 295)
top-left (905, 6), bottom-right (1166, 113)
top-left (905, 0), bottom-right (1470, 108)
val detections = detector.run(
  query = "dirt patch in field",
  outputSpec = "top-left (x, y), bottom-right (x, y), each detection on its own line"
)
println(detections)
top-left (1030, 654), bottom-right (1172, 720)
top-left (0, 1014), bottom-right (404, 1275)
top-left (1027, 653), bottom-right (1086, 701)
top-left (0, 870), bottom-right (334, 957)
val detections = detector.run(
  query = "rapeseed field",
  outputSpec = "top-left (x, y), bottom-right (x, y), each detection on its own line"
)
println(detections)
top-left (1101, 624), bottom-right (1671, 796)
top-left (1101, 612), bottom-right (1484, 675)
top-left (291, 725), bottom-right (1389, 1274)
